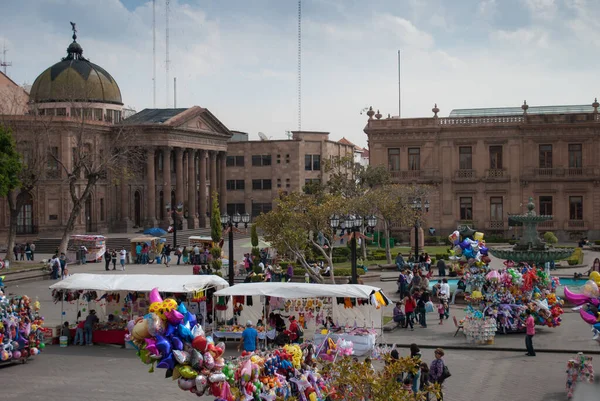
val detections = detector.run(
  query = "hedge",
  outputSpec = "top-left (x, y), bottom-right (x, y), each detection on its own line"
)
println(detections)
top-left (595, 240), bottom-right (600, 245)
top-left (567, 248), bottom-right (584, 266)
top-left (424, 236), bottom-right (441, 245)
top-left (332, 247), bottom-right (351, 258)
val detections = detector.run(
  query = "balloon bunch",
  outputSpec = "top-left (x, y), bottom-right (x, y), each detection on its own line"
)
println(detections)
top-left (0, 291), bottom-right (44, 363)
top-left (563, 272), bottom-right (600, 343)
top-left (448, 230), bottom-right (491, 267)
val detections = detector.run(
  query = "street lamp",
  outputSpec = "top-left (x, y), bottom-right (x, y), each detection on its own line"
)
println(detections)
top-left (221, 211), bottom-right (251, 286)
top-left (411, 198), bottom-right (430, 262)
top-left (330, 214), bottom-right (378, 284)
top-left (166, 202), bottom-right (184, 248)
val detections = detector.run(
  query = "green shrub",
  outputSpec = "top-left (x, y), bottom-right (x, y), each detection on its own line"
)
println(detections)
top-left (543, 232), bottom-right (558, 245)
top-left (567, 260), bottom-right (579, 266)
top-left (430, 257), bottom-right (437, 265)
top-left (424, 236), bottom-right (441, 245)
top-left (332, 247), bottom-right (351, 258)
top-left (332, 257), bottom-right (347, 264)
top-left (594, 240), bottom-right (600, 245)
top-left (508, 240), bottom-right (517, 245)
top-left (367, 249), bottom-right (387, 260)
top-left (484, 235), bottom-right (507, 243)
top-left (566, 248), bottom-right (583, 265)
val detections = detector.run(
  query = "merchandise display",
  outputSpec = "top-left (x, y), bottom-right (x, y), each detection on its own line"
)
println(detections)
top-left (563, 272), bottom-right (600, 343)
top-left (314, 327), bottom-right (376, 357)
top-left (0, 289), bottom-right (45, 364)
top-left (462, 308), bottom-right (497, 344)
top-left (448, 229), bottom-right (564, 334)
top-left (130, 288), bottom-right (331, 400)
top-left (565, 353), bottom-right (594, 399)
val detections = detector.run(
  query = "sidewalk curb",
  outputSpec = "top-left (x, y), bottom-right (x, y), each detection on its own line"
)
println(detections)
top-left (378, 342), bottom-right (600, 355)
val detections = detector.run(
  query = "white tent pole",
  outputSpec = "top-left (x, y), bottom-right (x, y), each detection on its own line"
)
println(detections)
top-left (60, 298), bottom-right (64, 327)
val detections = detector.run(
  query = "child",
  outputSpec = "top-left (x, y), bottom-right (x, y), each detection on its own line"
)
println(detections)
top-left (402, 377), bottom-right (413, 393)
top-left (438, 302), bottom-right (446, 325)
top-left (304, 272), bottom-right (310, 283)
top-left (74, 320), bottom-right (85, 345)
top-left (419, 362), bottom-right (431, 401)
top-left (61, 321), bottom-right (71, 344)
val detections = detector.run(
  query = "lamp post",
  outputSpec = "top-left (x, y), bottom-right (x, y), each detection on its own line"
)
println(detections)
top-left (221, 211), bottom-right (251, 286)
top-left (329, 214), bottom-right (378, 284)
top-left (411, 198), bottom-right (430, 262)
top-left (166, 202), bottom-right (184, 248)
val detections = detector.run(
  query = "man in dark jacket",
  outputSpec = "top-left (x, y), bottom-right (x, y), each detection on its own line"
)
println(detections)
top-left (437, 258), bottom-right (446, 277)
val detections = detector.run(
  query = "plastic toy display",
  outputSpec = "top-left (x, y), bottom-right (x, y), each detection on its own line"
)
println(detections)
top-left (563, 271), bottom-right (600, 343)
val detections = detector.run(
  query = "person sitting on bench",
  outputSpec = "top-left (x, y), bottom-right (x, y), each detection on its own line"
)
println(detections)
top-left (393, 301), bottom-right (406, 326)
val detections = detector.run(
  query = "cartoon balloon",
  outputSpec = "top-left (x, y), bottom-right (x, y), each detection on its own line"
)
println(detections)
top-left (178, 378), bottom-right (195, 391)
top-left (149, 287), bottom-right (163, 304)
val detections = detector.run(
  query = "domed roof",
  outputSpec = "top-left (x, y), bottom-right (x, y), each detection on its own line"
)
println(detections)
top-left (29, 28), bottom-right (122, 105)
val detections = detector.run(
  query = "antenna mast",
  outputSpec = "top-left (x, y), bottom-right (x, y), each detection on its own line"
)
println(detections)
top-left (153, 0), bottom-right (156, 108)
top-left (1, 42), bottom-right (12, 76)
top-left (398, 50), bottom-right (401, 118)
top-left (297, 0), bottom-right (302, 131)
top-left (165, 0), bottom-right (171, 107)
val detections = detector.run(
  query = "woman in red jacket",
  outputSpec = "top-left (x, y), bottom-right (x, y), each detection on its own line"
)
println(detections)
top-left (404, 292), bottom-right (417, 330)
top-left (288, 316), bottom-right (303, 344)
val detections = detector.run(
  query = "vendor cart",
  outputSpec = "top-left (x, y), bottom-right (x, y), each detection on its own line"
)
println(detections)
top-left (130, 235), bottom-right (165, 264)
top-left (68, 235), bottom-right (106, 263)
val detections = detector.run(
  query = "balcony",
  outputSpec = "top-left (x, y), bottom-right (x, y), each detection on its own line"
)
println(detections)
top-left (486, 220), bottom-right (505, 230)
top-left (390, 169), bottom-right (441, 183)
top-left (536, 220), bottom-right (556, 230)
top-left (453, 169), bottom-right (478, 183)
top-left (456, 220), bottom-right (478, 229)
top-left (523, 167), bottom-right (598, 182)
top-left (484, 169), bottom-right (510, 182)
top-left (565, 220), bottom-right (587, 230)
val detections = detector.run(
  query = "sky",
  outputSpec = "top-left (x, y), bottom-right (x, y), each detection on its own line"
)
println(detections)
top-left (2, 0), bottom-right (599, 147)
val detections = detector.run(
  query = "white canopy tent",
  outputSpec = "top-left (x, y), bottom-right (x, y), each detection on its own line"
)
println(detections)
top-left (49, 273), bottom-right (229, 293)
top-left (50, 274), bottom-right (229, 326)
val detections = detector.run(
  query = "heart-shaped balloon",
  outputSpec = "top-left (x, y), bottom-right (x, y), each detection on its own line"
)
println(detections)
top-left (209, 372), bottom-right (226, 383)
top-left (156, 353), bottom-right (175, 370)
top-left (190, 349), bottom-right (204, 370)
top-left (144, 338), bottom-right (159, 355)
top-left (195, 375), bottom-right (208, 395)
top-left (203, 352), bottom-right (215, 369)
top-left (192, 336), bottom-right (208, 352)
top-left (173, 350), bottom-right (190, 365)
top-left (178, 378), bottom-right (195, 391)
top-left (178, 365), bottom-right (198, 379)
top-left (191, 324), bottom-right (205, 339)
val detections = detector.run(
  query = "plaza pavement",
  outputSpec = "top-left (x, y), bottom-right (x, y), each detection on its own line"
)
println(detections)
top-left (0, 344), bottom-right (598, 401)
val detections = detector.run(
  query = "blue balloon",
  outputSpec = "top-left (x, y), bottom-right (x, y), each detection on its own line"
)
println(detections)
top-left (156, 353), bottom-right (175, 370)
top-left (164, 323), bottom-right (177, 337)
top-left (479, 246), bottom-right (489, 256)
top-left (187, 312), bottom-right (197, 328)
top-left (459, 239), bottom-right (471, 250)
top-left (177, 303), bottom-right (188, 316)
top-left (155, 335), bottom-right (171, 356)
top-left (593, 322), bottom-right (600, 331)
top-left (463, 248), bottom-right (474, 259)
top-left (171, 336), bottom-right (183, 351)
top-left (178, 324), bottom-right (192, 342)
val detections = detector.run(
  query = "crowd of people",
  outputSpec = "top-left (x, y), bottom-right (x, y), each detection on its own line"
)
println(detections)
top-left (11, 242), bottom-right (36, 261)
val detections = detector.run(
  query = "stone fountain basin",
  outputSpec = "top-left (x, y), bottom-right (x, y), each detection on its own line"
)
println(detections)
top-left (489, 247), bottom-right (575, 263)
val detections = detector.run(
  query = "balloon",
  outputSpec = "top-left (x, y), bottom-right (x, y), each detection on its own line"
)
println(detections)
top-left (463, 248), bottom-right (475, 259)
top-left (459, 239), bottom-right (471, 250)
top-left (39, 342), bottom-right (45, 349)
top-left (190, 349), bottom-right (204, 370)
top-left (564, 287), bottom-right (592, 306)
top-left (132, 319), bottom-right (150, 341)
top-left (178, 378), bottom-right (195, 391)
top-left (481, 255), bottom-right (492, 265)
top-left (582, 280), bottom-right (600, 298)
top-left (149, 287), bottom-right (163, 304)
top-left (178, 365), bottom-right (198, 379)
top-left (144, 338), bottom-right (159, 355)
top-left (453, 245), bottom-right (462, 256)
top-left (195, 374), bottom-right (209, 394)
top-left (480, 246), bottom-right (489, 256)
top-left (155, 335), bottom-right (171, 356)
top-left (156, 353), bottom-right (175, 370)
top-left (171, 336), bottom-right (184, 351)
top-left (178, 324), bottom-right (193, 342)
top-left (178, 303), bottom-right (188, 316)
top-left (580, 308), bottom-right (598, 325)
top-left (192, 336), bottom-right (208, 352)
top-left (165, 309), bottom-right (184, 326)
top-left (127, 319), bottom-right (136, 334)
top-left (473, 232), bottom-right (484, 241)
top-left (191, 324), bottom-right (205, 338)
top-left (138, 349), bottom-right (152, 364)
top-left (471, 290), bottom-right (483, 299)
top-left (164, 323), bottom-right (177, 337)
top-left (204, 352), bottom-right (215, 369)
top-left (173, 350), bottom-right (190, 364)
top-left (590, 271), bottom-right (600, 286)
top-left (216, 342), bottom-right (226, 355)
top-left (448, 231), bottom-right (460, 244)
top-left (209, 372), bottom-right (226, 383)
top-left (187, 312), bottom-right (197, 328)
top-left (146, 313), bottom-right (165, 336)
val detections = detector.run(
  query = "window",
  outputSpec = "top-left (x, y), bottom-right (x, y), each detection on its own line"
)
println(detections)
top-left (286, 178), bottom-right (290, 188)
top-left (569, 196), bottom-right (583, 220)
top-left (459, 147), bottom-right (472, 170)
top-left (408, 148), bottom-right (420, 171)
top-left (47, 147), bottom-right (59, 179)
top-left (226, 155), bottom-right (244, 167)
top-left (286, 154), bottom-right (290, 164)
top-left (277, 178), bottom-right (281, 188)
top-left (83, 108), bottom-right (93, 120)
top-left (489, 146), bottom-right (503, 169)
top-left (114, 110), bottom-right (122, 123)
top-left (72, 108), bottom-right (82, 118)
top-left (252, 155), bottom-right (271, 166)
top-left (100, 198), bottom-right (105, 221)
top-left (539, 144), bottom-right (552, 168)
top-left (388, 148), bottom-right (400, 171)
top-left (252, 179), bottom-right (272, 190)
top-left (226, 203), bottom-right (246, 216)
top-left (490, 197), bottom-right (503, 221)
top-left (277, 154), bottom-right (281, 164)
top-left (56, 108), bottom-right (67, 116)
top-left (38, 109), bottom-right (45, 116)
top-left (569, 144), bottom-right (582, 168)
top-left (94, 108), bottom-right (103, 121)
top-left (305, 155), bottom-right (321, 171)
top-left (539, 196), bottom-right (553, 216)
top-left (226, 180), bottom-right (245, 190)
top-left (252, 202), bottom-right (272, 217)
top-left (459, 197), bottom-right (473, 220)
top-left (105, 110), bottom-right (113, 122)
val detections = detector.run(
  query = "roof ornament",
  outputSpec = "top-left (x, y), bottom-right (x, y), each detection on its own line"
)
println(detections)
top-left (375, 109), bottom-right (382, 119)
top-left (592, 98), bottom-right (599, 114)
top-left (366, 106), bottom-right (375, 119)
top-left (432, 103), bottom-right (440, 118)
top-left (521, 100), bottom-right (529, 114)
top-left (63, 21), bottom-right (87, 62)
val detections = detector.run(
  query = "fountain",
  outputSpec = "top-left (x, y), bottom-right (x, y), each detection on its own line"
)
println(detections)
top-left (489, 197), bottom-right (575, 263)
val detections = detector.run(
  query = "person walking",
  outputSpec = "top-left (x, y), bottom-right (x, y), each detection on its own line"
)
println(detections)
top-left (525, 309), bottom-right (536, 356)
top-left (163, 244), bottom-right (172, 268)
top-left (176, 245), bottom-right (183, 265)
top-left (437, 258), bottom-right (446, 277)
top-left (30, 242), bottom-right (35, 261)
top-left (59, 252), bottom-right (67, 279)
top-left (440, 279), bottom-right (450, 318)
top-left (111, 250), bottom-right (117, 270)
top-left (417, 290), bottom-right (430, 328)
top-left (83, 310), bottom-right (99, 346)
top-left (397, 270), bottom-right (408, 298)
top-left (238, 320), bottom-right (258, 353)
top-left (25, 243), bottom-right (32, 261)
top-left (408, 344), bottom-right (422, 393)
top-left (19, 244), bottom-right (25, 260)
top-left (12, 244), bottom-right (18, 261)
top-left (104, 248), bottom-right (112, 271)
top-left (119, 247), bottom-right (127, 271)
top-left (404, 293), bottom-right (417, 331)
top-left (429, 348), bottom-right (448, 400)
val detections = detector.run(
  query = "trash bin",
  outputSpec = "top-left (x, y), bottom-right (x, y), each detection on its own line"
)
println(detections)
top-left (59, 336), bottom-right (68, 347)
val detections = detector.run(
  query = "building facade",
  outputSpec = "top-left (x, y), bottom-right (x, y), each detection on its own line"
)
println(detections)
top-left (224, 131), bottom-right (355, 217)
top-left (0, 29), bottom-right (231, 242)
top-left (364, 102), bottom-right (600, 241)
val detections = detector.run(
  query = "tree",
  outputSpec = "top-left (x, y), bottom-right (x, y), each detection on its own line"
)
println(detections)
top-left (255, 192), bottom-right (344, 283)
top-left (209, 191), bottom-right (223, 273)
top-left (250, 223), bottom-right (260, 270)
top-left (0, 125), bottom-right (22, 261)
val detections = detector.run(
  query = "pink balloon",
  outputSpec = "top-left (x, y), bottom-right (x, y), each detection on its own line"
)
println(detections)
top-left (580, 308), bottom-right (598, 325)
top-left (165, 309), bottom-right (184, 326)
top-left (145, 338), bottom-right (159, 355)
top-left (564, 286), bottom-right (592, 306)
top-left (149, 287), bottom-right (163, 304)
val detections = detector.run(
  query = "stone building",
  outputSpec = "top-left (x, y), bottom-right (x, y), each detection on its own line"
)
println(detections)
top-left (224, 131), bottom-right (355, 217)
top-left (0, 29), bottom-right (231, 242)
top-left (364, 102), bottom-right (600, 241)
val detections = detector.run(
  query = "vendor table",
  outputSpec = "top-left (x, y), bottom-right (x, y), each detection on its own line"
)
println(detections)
top-left (69, 329), bottom-right (126, 345)
top-left (314, 332), bottom-right (376, 356)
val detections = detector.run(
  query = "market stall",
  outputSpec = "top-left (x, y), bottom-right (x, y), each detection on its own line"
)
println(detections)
top-left (130, 235), bottom-right (165, 264)
top-left (49, 274), bottom-right (229, 345)
top-left (68, 234), bottom-right (106, 263)
top-left (213, 282), bottom-right (389, 355)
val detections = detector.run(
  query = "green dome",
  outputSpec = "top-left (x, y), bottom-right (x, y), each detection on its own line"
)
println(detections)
top-left (29, 39), bottom-right (122, 105)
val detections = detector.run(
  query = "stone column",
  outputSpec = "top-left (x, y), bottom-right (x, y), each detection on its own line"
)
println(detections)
top-left (219, 151), bottom-right (227, 213)
top-left (162, 148), bottom-right (172, 226)
top-left (187, 149), bottom-right (198, 228)
top-left (119, 172), bottom-right (132, 232)
top-left (175, 147), bottom-right (187, 230)
top-left (198, 150), bottom-right (207, 227)
top-left (145, 147), bottom-right (157, 227)
top-left (209, 151), bottom-right (218, 210)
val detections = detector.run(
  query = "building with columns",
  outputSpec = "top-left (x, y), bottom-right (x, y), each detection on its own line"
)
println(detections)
top-left (0, 29), bottom-right (231, 242)
top-left (225, 131), bottom-right (355, 217)
top-left (364, 101), bottom-right (600, 241)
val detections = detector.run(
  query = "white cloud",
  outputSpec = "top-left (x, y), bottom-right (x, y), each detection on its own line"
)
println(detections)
top-left (490, 27), bottom-right (550, 49)
top-left (523, 0), bottom-right (557, 20)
